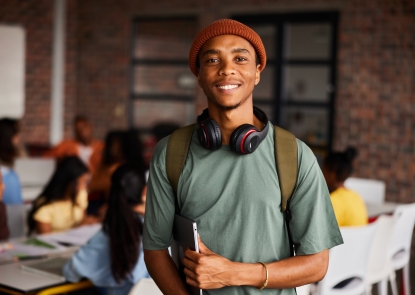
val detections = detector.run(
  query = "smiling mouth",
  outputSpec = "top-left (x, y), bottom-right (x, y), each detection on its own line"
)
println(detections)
top-left (217, 84), bottom-right (239, 90)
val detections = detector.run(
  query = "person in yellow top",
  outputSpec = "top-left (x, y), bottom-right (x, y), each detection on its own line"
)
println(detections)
top-left (322, 147), bottom-right (368, 227)
top-left (27, 156), bottom-right (93, 234)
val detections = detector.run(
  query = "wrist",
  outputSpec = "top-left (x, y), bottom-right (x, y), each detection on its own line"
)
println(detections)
top-left (232, 262), bottom-right (266, 288)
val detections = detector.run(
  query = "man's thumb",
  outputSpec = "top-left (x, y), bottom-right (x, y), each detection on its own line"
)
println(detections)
top-left (198, 235), bottom-right (214, 254)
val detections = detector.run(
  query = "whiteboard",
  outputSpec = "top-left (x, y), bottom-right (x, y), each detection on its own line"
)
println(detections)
top-left (0, 25), bottom-right (25, 118)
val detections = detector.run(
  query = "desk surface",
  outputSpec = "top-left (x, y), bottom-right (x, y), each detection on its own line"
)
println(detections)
top-left (0, 261), bottom-right (65, 292)
top-left (366, 202), bottom-right (398, 218)
top-left (0, 224), bottom-right (101, 293)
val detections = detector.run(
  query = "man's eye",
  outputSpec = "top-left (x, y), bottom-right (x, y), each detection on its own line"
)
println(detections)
top-left (236, 57), bottom-right (247, 62)
top-left (207, 58), bottom-right (219, 63)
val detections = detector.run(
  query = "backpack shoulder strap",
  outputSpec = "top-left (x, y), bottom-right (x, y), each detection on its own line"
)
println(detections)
top-left (274, 126), bottom-right (298, 212)
top-left (166, 124), bottom-right (195, 196)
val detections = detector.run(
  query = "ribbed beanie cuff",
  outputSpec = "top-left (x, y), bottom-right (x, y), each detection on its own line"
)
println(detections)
top-left (188, 19), bottom-right (267, 76)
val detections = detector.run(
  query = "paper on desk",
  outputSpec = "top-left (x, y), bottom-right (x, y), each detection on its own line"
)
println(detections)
top-left (0, 238), bottom-right (66, 263)
top-left (40, 224), bottom-right (101, 246)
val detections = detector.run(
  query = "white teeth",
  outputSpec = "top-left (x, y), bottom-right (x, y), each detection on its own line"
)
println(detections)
top-left (218, 85), bottom-right (238, 90)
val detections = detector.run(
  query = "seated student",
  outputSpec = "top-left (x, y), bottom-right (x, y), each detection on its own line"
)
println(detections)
top-left (0, 170), bottom-right (10, 240)
top-left (0, 118), bottom-right (23, 205)
top-left (88, 131), bottom-right (125, 215)
top-left (322, 147), bottom-right (368, 227)
top-left (43, 116), bottom-right (104, 174)
top-left (88, 129), bottom-right (147, 218)
top-left (63, 164), bottom-right (149, 295)
top-left (27, 156), bottom-right (90, 235)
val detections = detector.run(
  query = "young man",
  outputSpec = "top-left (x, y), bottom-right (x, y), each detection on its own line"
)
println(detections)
top-left (44, 116), bottom-right (103, 173)
top-left (143, 19), bottom-right (343, 294)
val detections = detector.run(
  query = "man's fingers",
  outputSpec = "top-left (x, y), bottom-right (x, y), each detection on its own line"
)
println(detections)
top-left (182, 257), bottom-right (197, 271)
top-left (184, 247), bottom-right (201, 263)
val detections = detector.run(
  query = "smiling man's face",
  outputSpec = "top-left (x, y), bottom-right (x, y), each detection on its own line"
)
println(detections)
top-left (197, 35), bottom-right (260, 111)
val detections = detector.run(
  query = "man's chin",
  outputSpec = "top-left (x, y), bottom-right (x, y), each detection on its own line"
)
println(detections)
top-left (217, 102), bottom-right (241, 111)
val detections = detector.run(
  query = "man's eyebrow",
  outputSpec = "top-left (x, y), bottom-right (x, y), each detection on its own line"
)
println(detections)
top-left (232, 48), bottom-right (250, 54)
top-left (202, 49), bottom-right (220, 56)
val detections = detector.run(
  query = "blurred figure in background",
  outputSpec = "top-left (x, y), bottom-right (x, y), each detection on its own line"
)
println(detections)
top-left (27, 156), bottom-right (90, 235)
top-left (64, 164), bottom-right (149, 295)
top-left (0, 118), bottom-right (23, 205)
top-left (43, 116), bottom-right (103, 174)
top-left (143, 122), bottom-right (180, 166)
top-left (0, 170), bottom-right (10, 240)
top-left (322, 147), bottom-right (368, 227)
top-left (87, 129), bottom-right (147, 218)
top-left (88, 130), bottom-right (125, 215)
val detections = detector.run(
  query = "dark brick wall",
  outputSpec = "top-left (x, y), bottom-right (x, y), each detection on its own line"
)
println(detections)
top-left (0, 0), bottom-right (54, 144)
top-left (334, 0), bottom-right (415, 203)
top-left (1, 0), bottom-right (414, 202)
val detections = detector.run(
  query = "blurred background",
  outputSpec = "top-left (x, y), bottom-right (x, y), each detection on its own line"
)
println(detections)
top-left (0, 0), bottom-right (414, 204)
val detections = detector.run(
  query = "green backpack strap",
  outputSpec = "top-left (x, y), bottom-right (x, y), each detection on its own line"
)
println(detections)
top-left (274, 126), bottom-right (298, 212)
top-left (166, 124), bottom-right (196, 197)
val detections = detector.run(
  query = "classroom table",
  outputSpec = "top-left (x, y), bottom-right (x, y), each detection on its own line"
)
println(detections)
top-left (0, 224), bottom-right (100, 294)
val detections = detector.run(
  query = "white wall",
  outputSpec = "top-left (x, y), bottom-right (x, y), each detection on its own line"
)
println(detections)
top-left (0, 25), bottom-right (25, 118)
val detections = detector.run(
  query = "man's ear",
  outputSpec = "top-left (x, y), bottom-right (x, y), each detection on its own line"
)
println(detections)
top-left (254, 64), bottom-right (261, 85)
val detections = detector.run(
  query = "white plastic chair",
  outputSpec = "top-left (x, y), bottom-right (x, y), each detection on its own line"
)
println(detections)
top-left (5, 204), bottom-right (27, 238)
top-left (297, 284), bottom-right (311, 295)
top-left (14, 158), bottom-right (55, 202)
top-left (314, 223), bottom-right (377, 295)
top-left (365, 215), bottom-right (397, 295)
top-left (344, 177), bottom-right (386, 204)
top-left (128, 278), bottom-right (163, 295)
top-left (389, 203), bottom-right (415, 295)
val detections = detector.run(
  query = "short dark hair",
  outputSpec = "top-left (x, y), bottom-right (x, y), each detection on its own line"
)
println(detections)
top-left (324, 147), bottom-right (358, 182)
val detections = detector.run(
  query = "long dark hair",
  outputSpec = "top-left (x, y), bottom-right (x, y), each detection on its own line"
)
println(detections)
top-left (102, 164), bottom-right (146, 283)
top-left (324, 146), bottom-right (358, 182)
top-left (0, 118), bottom-right (19, 166)
top-left (122, 129), bottom-right (147, 172)
top-left (101, 130), bottom-right (125, 167)
top-left (27, 156), bottom-right (89, 234)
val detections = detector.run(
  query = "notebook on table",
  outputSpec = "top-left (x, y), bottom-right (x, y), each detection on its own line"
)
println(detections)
top-left (20, 257), bottom-right (68, 281)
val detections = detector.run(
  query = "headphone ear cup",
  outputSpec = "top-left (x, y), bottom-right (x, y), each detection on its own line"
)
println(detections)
top-left (230, 124), bottom-right (259, 154)
top-left (197, 119), bottom-right (222, 150)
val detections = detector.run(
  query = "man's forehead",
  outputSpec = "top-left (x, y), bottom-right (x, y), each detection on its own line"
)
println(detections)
top-left (200, 35), bottom-right (255, 55)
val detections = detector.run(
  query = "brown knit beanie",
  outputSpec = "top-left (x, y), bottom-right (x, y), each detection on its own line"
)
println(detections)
top-left (189, 19), bottom-right (267, 76)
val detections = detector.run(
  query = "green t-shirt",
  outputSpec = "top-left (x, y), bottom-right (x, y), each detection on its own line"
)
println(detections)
top-left (143, 124), bottom-right (343, 295)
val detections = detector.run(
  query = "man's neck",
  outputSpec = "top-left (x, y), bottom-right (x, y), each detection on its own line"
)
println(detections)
top-left (207, 101), bottom-right (263, 145)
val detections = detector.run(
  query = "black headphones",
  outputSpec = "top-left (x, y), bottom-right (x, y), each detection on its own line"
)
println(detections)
top-left (196, 106), bottom-right (269, 155)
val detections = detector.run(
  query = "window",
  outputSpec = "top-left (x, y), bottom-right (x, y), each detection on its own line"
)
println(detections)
top-left (235, 12), bottom-right (338, 162)
top-left (129, 17), bottom-right (198, 131)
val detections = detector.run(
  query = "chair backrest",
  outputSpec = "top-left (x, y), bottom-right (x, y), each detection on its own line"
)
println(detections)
top-left (128, 278), bottom-right (163, 295)
top-left (366, 215), bottom-right (396, 284)
top-left (390, 203), bottom-right (415, 265)
top-left (6, 204), bottom-right (27, 238)
top-left (14, 158), bottom-right (55, 201)
top-left (318, 223), bottom-right (377, 295)
top-left (344, 177), bottom-right (386, 204)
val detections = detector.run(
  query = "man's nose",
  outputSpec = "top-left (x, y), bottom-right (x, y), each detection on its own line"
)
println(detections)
top-left (219, 60), bottom-right (235, 76)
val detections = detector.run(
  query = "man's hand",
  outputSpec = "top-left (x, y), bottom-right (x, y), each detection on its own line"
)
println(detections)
top-left (181, 236), bottom-right (329, 291)
top-left (182, 237), bottom-right (235, 289)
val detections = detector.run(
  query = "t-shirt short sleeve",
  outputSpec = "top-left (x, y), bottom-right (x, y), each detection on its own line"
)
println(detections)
top-left (33, 205), bottom-right (53, 224)
top-left (143, 137), bottom-right (176, 250)
top-left (288, 140), bottom-right (343, 255)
